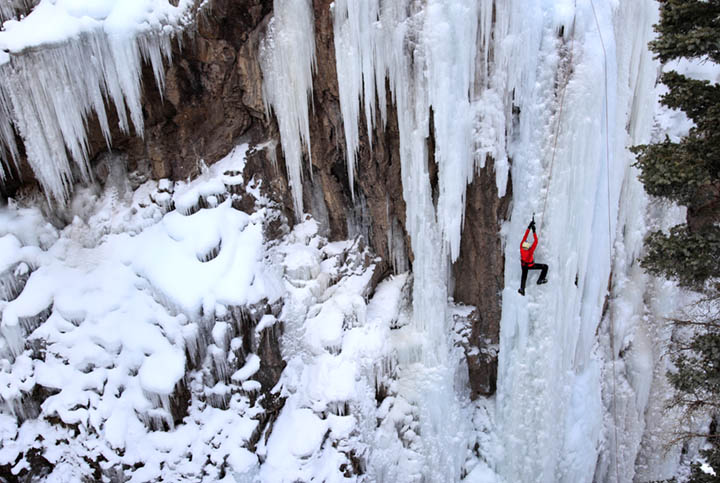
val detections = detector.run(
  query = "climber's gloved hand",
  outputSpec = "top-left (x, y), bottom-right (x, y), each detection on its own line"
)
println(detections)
top-left (530, 220), bottom-right (536, 232)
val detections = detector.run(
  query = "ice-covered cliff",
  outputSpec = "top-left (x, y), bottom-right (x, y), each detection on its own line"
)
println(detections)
top-left (0, 0), bottom-right (700, 481)
top-left (261, 2), bottom-right (688, 479)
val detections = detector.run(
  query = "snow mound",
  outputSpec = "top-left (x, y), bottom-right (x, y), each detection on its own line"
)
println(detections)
top-left (0, 0), bottom-right (195, 53)
top-left (252, 219), bottom-right (492, 482)
top-left (0, 145), bottom-right (288, 481)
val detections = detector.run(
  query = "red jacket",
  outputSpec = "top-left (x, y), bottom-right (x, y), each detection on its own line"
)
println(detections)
top-left (520, 229), bottom-right (538, 266)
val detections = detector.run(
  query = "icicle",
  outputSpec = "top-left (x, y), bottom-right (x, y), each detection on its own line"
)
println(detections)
top-left (386, 214), bottom-right (409, 274)
top-left (0, 86), bottom-right (19, 180)
top-left (0, 21), bottom-right (177, 203)
top-left (212, 321), bottom-right (231, 352)
top-left (141, 378), bottom-right (190, 431)
top-left (138, 33), bottom-right (175, 95)
top-left (0, 262), bottom-right (30, 302)
top-left (259, 0), bottom-right (316, 217)
top-left (0, 321), bottom-right (24, 359)
top-left (424, 0), bottom-right (480, 261)
top-left (182, 322), bottom-right (204, 368)
top-left (209, 344), bottom-right (231, 384)
top-left (476, 0), bottom-right (493, 88)
top-left (331, 0), bottom-right (381, 199)
top-left (205, 382), bottom-right (231, 409)
top-left (0, 353), bottom-right (39, 423)
top-left (0, 0), bottom-right (34, 23)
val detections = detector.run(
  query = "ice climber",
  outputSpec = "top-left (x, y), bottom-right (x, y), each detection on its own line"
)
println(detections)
top-left (518, 217), bottom-right (548, 296)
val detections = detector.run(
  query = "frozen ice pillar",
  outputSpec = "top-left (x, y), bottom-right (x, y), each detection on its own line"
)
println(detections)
top-left (259, 0), bottom-right (316, 216)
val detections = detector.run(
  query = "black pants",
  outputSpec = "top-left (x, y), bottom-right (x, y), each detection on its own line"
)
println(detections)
top-left (520, 263), bottom-right (548, 291)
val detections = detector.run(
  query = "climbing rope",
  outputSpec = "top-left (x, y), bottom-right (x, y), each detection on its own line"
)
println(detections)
top-left (538, 1), bottom-right (621, 480)
top-left (589, 0), bottom-right (621, 481)
top-left (539, 6), bottom-right (576, 232)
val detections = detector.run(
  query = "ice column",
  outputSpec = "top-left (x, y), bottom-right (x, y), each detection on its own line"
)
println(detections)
top-left (593, 0), bottom-right (666, 480)
top-left (0, 88), bottom-right (19, 180)
top-left (331, 0), bottom-right (379, 199)
top-left (424, 1), bottom-right (479, 261)
top-left (495, 0), bottom-right (660, 482)
top-left (259, 0), bottom-right (316, 216)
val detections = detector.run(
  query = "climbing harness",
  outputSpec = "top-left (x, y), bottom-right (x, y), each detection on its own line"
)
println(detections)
top-left (589, 0), bottom-right (621, 481)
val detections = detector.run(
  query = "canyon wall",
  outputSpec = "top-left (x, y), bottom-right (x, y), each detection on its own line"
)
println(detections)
top-left (1, 0), bottom-right (506, 397)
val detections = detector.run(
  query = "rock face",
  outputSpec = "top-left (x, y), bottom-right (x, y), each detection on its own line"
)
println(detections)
top-left (302, 0), bottom-right (410, 279)
top-left (453, 159), bottom-right (511, 397)
top-left (79, 0), bottom-right (274, 186)
top-left (4, 0), bottom-right (508, 396)
top-left (302, 0), bottom-right (509, 396)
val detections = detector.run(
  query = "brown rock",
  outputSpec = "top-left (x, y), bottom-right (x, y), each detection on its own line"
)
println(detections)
top-left (453, 156), bottom-right (511, 397)
top-left (82, 0), bottom-right (274, 184)
top-left (300, 0), bottom-right (410, 282)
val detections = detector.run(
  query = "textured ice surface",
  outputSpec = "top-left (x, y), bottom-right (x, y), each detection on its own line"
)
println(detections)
top-left (259, 0), bottom-right (316, 216)
top-left (261, 0), bottom-right (694, 480)
top-left (496, 1), bottom-right (690, 482)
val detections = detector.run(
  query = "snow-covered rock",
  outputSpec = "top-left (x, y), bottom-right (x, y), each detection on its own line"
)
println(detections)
top-left (0, 145), bottom-right (289, 480)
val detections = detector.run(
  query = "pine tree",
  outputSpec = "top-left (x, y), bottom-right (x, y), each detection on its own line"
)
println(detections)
top-left (632, 1), bottom-right (720, 479)
top-left (633, 71), bottom-right (720, 215)
top-left (648, 0), bottom-right (720, 64)
top-left (633, 0), bottom-right (720, 288)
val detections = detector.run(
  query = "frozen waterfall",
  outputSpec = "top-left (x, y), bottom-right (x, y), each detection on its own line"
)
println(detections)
top-left (0, 0), bottom-right (695, 480)
top-left (496, 1), bottom-right (666, 482)
top-left (259, 0), bottom-right (316, 216)
top-left (261, 0), bottom-right (684, 481)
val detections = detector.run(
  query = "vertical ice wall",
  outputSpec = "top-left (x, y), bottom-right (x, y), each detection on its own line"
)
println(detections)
top-left (259, 0), bottom-right (316, 216)
top-left (253, 0), bottom-right (677, 480)
top-left (592, 1), bottom-right (669, 480)
top-left (496, 1), bottom-right (665, 482)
